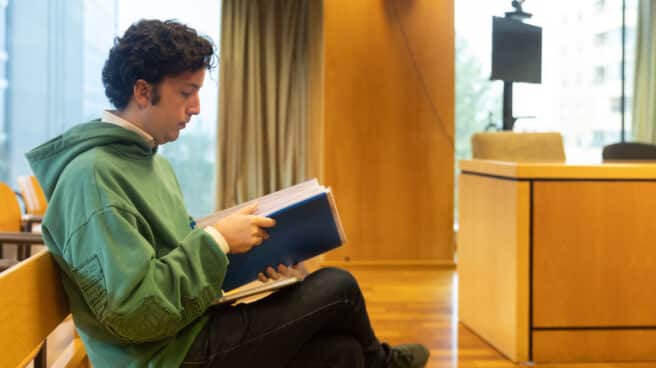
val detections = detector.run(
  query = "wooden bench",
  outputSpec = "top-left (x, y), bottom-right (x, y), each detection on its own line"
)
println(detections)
top-left (0, 249), bottom-right (90, 367)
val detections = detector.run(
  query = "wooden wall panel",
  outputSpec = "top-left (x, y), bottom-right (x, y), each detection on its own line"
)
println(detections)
top-left (307, 0), bottom-right (324, 182)
top-left (322, 0), bottom-right (454, 262)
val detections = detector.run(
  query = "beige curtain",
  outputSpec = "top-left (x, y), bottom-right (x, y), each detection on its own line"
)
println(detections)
top-left (216, 0), bottom-right (309, 209)
top-left (632, 0), bottom-right (656, 142)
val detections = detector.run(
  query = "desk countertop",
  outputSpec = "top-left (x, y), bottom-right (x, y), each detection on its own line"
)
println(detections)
top-left (459, 159), bottom-right (656, 180)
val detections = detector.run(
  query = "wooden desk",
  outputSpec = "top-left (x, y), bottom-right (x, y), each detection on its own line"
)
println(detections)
top-left (458, 160), bottom-right (656, 363)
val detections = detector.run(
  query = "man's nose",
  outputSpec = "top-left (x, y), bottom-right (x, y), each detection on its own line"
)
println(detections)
top-left (188, 95), bottom-right (201, 115)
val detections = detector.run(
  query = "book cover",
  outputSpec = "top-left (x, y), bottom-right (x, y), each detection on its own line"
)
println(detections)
top-left (198, 180), bottom-right (346, 291)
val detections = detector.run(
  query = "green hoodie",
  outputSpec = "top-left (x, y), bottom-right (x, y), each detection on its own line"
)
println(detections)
top-left (26, 121), bottom-right (229, 367)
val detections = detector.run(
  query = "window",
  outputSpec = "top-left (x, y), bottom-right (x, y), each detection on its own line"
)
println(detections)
top-left (595, 32), bottom-right (608, 47)
top-left (596, 0), bottom-right (607, 12)
top-left (3, 0), bottom-right (118, 183)
top-left (610, 96), bottom-right (622, 113)
top-left (595, 65), bottom-right (607, 84)
top-left (455, 0), bottom-right (638, 220)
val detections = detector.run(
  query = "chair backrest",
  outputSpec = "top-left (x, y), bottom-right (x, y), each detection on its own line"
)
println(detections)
top-left (602, 142), bottom-right (656, 161)
top-left (0, 250), bottom-right (70, 367)
top-left (0, 182), bottom-right (22, 231)
top-left (18, 175), bottom-right (48, 216)
top-left (471, 132), bottom-right (566, 162)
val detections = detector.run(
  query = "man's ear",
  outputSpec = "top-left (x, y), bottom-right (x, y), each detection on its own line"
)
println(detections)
top-left (133, 79), bottom-right (152, 108)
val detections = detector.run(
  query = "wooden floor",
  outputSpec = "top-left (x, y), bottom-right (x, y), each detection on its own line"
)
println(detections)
top-left (342, 265), bottom-right (656, 368)
top-left (42, 263), bottom-right (656, 367)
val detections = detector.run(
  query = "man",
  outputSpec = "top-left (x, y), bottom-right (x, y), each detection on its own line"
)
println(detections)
top-left (26, 19), bottom-right (429, 368)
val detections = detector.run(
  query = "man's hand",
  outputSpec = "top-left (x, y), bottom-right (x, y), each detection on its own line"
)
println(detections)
top-left (258, 263), bottom-right (309, 282)
top-left (211, 203), bottom-right (276, 254)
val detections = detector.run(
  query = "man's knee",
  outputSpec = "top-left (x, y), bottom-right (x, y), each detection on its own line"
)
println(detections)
top-left (309, 267), bottom-right (361, 300)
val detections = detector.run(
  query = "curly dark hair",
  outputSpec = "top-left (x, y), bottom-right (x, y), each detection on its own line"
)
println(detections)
top-left (102, 19), bottom-right (216, 110)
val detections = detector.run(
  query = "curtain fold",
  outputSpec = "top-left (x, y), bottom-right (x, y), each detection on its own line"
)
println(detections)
top-left (216, 0), bottom-right (309, 209)
top-left (632, 0), bottom-right (656, 142)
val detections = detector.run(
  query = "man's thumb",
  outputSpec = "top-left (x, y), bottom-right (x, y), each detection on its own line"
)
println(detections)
top-left (237, 202), bottom-right (258, 214)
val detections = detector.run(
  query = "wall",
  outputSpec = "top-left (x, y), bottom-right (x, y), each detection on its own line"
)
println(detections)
top-left (320, 0), bottom-right (455, 263)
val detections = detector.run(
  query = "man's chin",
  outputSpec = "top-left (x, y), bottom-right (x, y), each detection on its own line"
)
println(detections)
top-left (163, 131), bottom-right (181, 144)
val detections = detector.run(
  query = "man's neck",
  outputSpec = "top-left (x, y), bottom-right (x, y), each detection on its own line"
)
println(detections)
top-left (114, 108), bottom-right (146, 131)
top-left (102, 109), bottom-right (156, 147)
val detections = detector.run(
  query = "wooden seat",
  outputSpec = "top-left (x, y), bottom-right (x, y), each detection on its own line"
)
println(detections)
top-left (0, 249), bottom-right (89, 367)
top-left (0, 182), bottom-right (25, 263)
top-left (17, 175), bottom-right (46, 233)
top-left (17, 175), bottom-right (48, 217)
top-left (0, 182), bottom-right (22, 232)
top-left (0, 182), bottom-right (43, 261)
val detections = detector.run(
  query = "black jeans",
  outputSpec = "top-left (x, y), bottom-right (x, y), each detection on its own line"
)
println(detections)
top-left (181, 267), bottom-right (388, 368)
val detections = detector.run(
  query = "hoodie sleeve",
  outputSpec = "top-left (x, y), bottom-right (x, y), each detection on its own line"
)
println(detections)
top-left (65, 205), bottom-right (228, 343)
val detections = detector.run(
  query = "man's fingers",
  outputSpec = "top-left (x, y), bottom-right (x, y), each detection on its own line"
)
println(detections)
top-left (266, 266), bottom-right (280, 280)
top-left (258, 229), bottom-right (269, 240)
top-left (277, 264), bottom-right (290, 277)
top-left (258, 272), bottom-right (268, 282)
top-left (252, 216), bottom-right (276, 228)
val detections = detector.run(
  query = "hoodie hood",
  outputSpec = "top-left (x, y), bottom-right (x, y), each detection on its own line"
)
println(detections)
top-left (26, 120), bottom-right (156, 200)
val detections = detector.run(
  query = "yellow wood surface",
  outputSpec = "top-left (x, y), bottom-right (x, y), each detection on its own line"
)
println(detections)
top-left (457, 173), bottom-right (530, 362)
top-left (533, 181), bottom-right (656, 327)
top-left (0, 250), bottom-right (77, 368)
top-left (459, 160), bottom-right (656, 363)
top-left (533, 330), bottom-right (656, 362)
top-left (306, 0), bottom-right (324, 183)
top-left (51, 335), bottom-right (90, 368)
top-left (0, 182), bottom-right (22, 231)
top-left (322, 260), bottom-right (455, 267)
top-left (322, 0), bottom-right (454, 263)
top-left (460, 159), bottom-right (656, 179)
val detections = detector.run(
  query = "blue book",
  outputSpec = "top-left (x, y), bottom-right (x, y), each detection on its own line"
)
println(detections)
top-left (197, 179), bottom-right (346, 291)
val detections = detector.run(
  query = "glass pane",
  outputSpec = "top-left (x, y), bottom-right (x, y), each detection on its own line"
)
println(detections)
top-left (5, 0), bottom-right (118, 184)
top-left (0, 2), bottom-right (8, 182)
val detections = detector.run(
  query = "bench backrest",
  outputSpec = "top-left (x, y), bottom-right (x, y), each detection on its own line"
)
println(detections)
top-left (0, 249), bottom-right (79, 367)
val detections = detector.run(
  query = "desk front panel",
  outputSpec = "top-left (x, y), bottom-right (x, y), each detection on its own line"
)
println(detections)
top-left (458, 174), bottom-right (530, 361)
top-left (532, 180), bottom-right (656, 327)
top-left (533, 329), bottom-right (656, 362)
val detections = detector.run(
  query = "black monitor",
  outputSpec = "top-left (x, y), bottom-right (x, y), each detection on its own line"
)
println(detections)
top-left (491, 16), bottom-right (542, 84)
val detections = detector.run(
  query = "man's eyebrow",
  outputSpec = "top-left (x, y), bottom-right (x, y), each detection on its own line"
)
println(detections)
top-left (184, 83), bottom-right (202, 89)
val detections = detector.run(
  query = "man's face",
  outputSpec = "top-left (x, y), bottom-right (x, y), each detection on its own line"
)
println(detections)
top-left (142, 68), bottom-right (205, 145)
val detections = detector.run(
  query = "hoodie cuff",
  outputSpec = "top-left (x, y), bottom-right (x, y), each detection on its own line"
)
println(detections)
top-left (204, 226), bottom-right (230, 254)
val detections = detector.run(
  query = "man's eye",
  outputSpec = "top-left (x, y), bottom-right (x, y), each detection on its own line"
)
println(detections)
top-left (181, 91), bottom-right (192, 98)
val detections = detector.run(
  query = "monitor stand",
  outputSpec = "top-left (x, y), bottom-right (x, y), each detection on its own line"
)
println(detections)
top-left (502, 80), bottom-right (517, 130)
